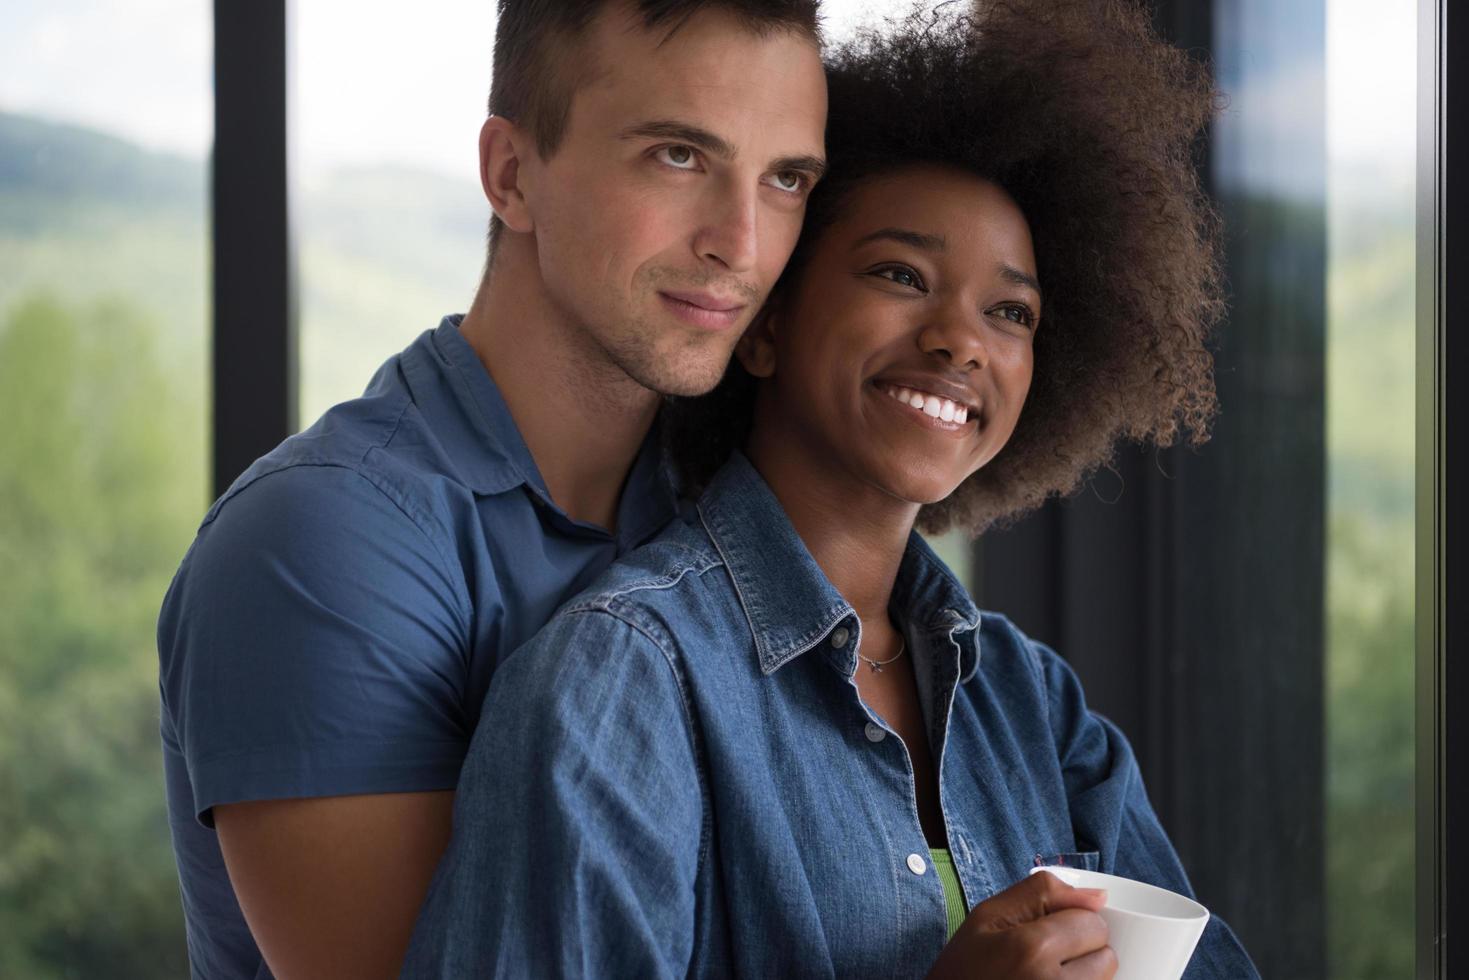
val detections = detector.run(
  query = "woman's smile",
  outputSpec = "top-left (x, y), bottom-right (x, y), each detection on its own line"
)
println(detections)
top-left (871, 381), bottom-right (976, 437)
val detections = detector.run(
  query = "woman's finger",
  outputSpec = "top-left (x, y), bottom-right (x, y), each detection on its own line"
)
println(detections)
top-left (966, 871), bottom-right (1108, 933)
top-left (1060, 943), bottom-right (1120, 980)
top-left (1015, 907), bottom-right (1111, 966)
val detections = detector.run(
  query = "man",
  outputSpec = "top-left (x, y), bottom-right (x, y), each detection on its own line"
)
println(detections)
top-left (157, 1), bottom-right (827, 975)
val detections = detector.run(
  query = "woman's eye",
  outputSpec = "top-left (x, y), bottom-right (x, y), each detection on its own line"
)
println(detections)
top-left (994, 304), bottom-right (1037, 327)
top-left (873, 266), bottom-right (925, 290)
top-left (657, 145), bottom-right (699, 170)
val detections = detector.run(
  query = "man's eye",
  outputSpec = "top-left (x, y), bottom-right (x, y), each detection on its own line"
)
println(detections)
top-left (768, 171), bottom-right (805, 193)
top-left (657, 145), bottom-right (699, 169)
top-left (873, 266), bottom-right (925, 290)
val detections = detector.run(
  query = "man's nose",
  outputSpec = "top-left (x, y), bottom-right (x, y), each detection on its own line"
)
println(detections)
top-left (693, 182), bottom-right (760, 274)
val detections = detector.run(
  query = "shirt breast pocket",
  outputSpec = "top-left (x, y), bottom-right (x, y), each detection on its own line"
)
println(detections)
top-left (1031, 849), bottom-right (1101, 873)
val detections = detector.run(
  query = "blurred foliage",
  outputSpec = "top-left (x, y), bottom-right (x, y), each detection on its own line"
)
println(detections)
top-left (1325, 511), bottom-right (1414, 979)
top-left (1323, 203), bottom-right (1416, 979)
top-left (0, 294), bottom-right (199, 978)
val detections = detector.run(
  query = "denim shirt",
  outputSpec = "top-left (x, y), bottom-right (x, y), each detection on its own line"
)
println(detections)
top-left (403, 452), bottom-right (1259, 979)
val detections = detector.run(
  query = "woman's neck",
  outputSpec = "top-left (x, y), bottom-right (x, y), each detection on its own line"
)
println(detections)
top-left (744, 424), bottom-right (920, 634)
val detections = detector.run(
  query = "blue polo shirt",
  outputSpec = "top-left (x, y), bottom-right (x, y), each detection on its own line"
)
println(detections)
top-left (157, 315), bottom-right (676, 979)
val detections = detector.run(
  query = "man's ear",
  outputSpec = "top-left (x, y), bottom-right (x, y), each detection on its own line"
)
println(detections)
top-left (736, 304), bottom-right (780, 379)
top-left (479, 115), bottom-right (535, 234)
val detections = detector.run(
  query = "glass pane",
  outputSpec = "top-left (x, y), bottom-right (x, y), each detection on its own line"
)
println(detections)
top-left (295, 0), bottom-right (494, 425)
top-left (1324, 0), bottom-right (1416, 975)
top-left (0, 3), bottom-right (209, 975)
top-left (1208, 0), bottom-right (1330, 966)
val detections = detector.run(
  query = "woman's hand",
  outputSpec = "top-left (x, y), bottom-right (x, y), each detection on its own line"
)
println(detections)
top-left (926, 870), bottom-right (1117, 979)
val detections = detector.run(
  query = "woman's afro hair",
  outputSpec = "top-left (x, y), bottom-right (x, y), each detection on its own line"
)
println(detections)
top-left (663, 0), bottom-right (1225, 535)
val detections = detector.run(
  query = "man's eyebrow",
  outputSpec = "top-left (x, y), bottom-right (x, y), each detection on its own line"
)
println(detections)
top-left (852, 227), bottom-right (947, 252)
top-left (619, 120), bottom-right (826, 177)
top-left (619, 120), bottom-right (734, 159)
top-left (773, 155), bottom-right (828, 180)
top-left (1000, 265), bottom-right (1043, 297)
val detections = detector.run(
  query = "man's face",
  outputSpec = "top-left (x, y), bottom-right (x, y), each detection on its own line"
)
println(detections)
top-left (514, 4), bottom-right (828, 397)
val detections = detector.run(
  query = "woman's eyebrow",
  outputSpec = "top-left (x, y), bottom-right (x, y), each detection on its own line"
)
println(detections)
top-left (1000, 265), bottom-right (1043, 297)
top-left (852, 227), bottom-right (946, 252)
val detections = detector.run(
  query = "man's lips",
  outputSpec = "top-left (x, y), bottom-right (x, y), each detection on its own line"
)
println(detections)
top-left (659, 288), bottom-right (745, 313)
top-left (658, 290), bottom-right (747, 330)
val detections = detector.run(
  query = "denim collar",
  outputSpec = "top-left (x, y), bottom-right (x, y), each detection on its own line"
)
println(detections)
top-left (698, 452), bottom-right (982, 679)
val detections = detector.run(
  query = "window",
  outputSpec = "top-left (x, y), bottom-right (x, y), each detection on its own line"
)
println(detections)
top-left (977, 0), bottom-right (1419, 974)
top-left (1, 1), bottom-right (1440, 974)
top-left (294, 0), bottom-right (492, 424)
top-left (1324, 1), bottom-right (1416, 974)
top-left (0, 2), bottom-right (209, 974)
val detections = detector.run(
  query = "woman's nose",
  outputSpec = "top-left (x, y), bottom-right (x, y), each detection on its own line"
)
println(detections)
top-left (917, 313), bottom-right (990, 371)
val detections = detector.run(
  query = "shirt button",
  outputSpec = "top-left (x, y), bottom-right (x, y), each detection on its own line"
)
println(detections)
top-left (831, 626), bottom-right (850, 649)
top-left (907, 853), bottom-right (928, 876)
top-left (864, 722), bottom-right (886, 743)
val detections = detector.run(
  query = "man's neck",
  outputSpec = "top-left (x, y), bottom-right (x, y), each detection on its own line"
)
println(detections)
top-left (458, 244), bottom-right (660, 531)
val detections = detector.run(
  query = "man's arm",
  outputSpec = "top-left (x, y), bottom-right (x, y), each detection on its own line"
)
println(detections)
top-left (160, 465), bottom-right (475, 976)
top-left (402, 608), bottom-right (705, 979)
top-left (215, 791), bottom-right (454, 980)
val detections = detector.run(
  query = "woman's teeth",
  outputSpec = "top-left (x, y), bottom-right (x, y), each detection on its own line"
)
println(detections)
top-left (881, 384), bottom-right (968, 424)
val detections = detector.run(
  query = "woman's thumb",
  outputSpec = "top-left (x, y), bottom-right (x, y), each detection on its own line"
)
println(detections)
top-left (966, 870), bottom-right (1108, 933)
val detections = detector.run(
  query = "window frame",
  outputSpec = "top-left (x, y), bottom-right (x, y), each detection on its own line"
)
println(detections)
top-left (1415, 0), bottom-right (1459, 976)
top-left (212, 0), bottom-right (296, 498)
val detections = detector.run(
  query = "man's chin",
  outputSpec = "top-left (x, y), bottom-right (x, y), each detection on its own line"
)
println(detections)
top-left (626, 354), bottom-right (733, 399)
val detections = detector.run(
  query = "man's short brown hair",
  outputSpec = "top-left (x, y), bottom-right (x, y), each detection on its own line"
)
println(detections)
top-left (484, 0), bottom-right (822, 254)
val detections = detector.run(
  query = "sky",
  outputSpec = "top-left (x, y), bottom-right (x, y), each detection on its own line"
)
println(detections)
top-left (0, 0), bottom-right (1418, 187)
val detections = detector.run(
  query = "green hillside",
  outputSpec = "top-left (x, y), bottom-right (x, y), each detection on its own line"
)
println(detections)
top-left (0, 109), bottom-right (488, 422)
top-left (296, 165), bottom-right (486, 421)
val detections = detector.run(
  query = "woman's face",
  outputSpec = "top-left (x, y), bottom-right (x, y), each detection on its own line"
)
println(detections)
top-left (743, 164), bottom-right (1039, 506)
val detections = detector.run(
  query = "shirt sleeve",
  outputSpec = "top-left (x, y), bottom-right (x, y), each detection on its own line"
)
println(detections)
top-left (1036, 640), bottom-right (1261, 979)
top-left (402, 607), bottom-right (705, 980)
top-left (157, 463), bottom-right (474, 825)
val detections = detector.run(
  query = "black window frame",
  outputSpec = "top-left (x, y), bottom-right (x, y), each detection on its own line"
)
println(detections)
top-left (212, 0), bottom-right (296, 498)
top-left (1416, 0), bottom-right (1460, 974)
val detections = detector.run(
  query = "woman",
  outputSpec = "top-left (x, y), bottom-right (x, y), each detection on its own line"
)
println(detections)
top-left (404, 1), bottom-right (1257, 977)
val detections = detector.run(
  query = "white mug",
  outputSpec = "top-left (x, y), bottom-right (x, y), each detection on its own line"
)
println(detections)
top-left (1029, 866), bottom-right (1209, 980)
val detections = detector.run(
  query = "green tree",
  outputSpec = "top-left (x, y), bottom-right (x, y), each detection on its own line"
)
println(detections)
top-left (1324, 215), bottom-right (1416, 979)
top-left (0, 293), bottom-right (200, 978)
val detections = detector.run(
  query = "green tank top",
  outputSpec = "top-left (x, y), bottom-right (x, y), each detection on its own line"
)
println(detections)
top-left (929, 848), bottom-right (968, 940)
